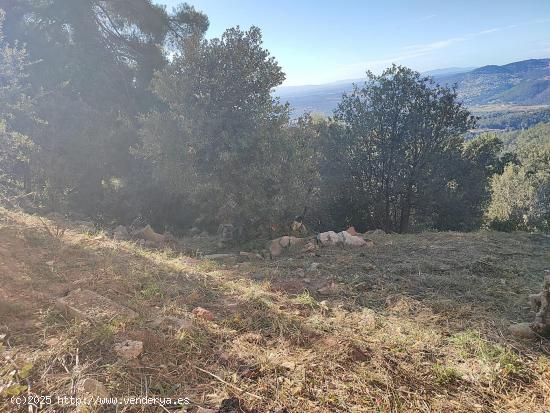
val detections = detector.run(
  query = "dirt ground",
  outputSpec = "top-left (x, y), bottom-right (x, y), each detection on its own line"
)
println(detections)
top-left (1, 207), bottom-right (549, 412)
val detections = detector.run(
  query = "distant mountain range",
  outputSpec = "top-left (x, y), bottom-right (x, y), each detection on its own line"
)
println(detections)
top-left (276, 58), bottom-right (550, 116)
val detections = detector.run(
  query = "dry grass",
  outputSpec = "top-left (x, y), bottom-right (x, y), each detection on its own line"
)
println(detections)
top-left (1, 207), bottom-right (549, 412)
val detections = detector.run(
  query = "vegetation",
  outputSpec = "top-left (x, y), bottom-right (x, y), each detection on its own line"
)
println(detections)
top-left (0, 2), bottom-right (549, 236)
top-left (1, 207), bottom-right (549, 412)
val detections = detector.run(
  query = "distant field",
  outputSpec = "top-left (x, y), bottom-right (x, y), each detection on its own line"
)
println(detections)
top-left (472, 104), bottom-right (550, 113)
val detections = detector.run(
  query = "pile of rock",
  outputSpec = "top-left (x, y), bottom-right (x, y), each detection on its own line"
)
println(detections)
top-left (267, 226), bottom-right (379, 258)
top-left (509, 275), bottom-right (550, 339)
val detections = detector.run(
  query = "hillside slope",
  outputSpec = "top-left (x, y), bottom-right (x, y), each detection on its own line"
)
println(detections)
top-left (1, 208), bottom-right (550, 412)
top-left (277, 58), bottom-right (550, 116)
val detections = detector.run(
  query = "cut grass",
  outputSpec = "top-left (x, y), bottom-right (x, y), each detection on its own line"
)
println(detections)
top-left (0, 207), bottom-right (549, 412)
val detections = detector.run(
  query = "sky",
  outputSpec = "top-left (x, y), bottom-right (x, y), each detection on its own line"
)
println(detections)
top-left (157, 1), bottom-right (550, 86)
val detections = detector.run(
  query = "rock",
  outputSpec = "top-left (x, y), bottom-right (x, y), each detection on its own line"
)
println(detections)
top-left (77, 378), bottom-right (109, 398)
top-left (268, 236), bottom-right (308, 258)
top-left (132, 224), bottom-right (165, 243)
top-left (338, 231), bottom-right (367, 247)
top-left (269, 241), bottom-right (283, 258)
top-left (56, 289), bottom-right (137, 322)
top-left (302, 241), bottom-right (317, 253)
top-left (114, 340), bottom-right (143, 360)
top-left (365, 239), bottom-right (375, 248)
top-left (196, 408), bottom-right (216, 413)
top-left (524, 275), bottom-right (550, 337)
top-left (346, 226), bottom-right (358, 236)
top-left (192, 307), bottom-right (214, 321)
top-left (509, 323), bottom-right (537, 339)
top-left (113, 225), bottom-right (130, 241)
top-left (317, 231), bottom-right (341, 246)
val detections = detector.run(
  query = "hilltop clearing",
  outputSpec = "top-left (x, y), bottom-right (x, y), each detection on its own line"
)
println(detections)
top-left (1, 208), bottom-right (550, 412)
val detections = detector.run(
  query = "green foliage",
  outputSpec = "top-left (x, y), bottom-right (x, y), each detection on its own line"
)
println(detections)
top-left (139, 26), bottom-right (318, 232)
top-left (321, 65), bottom-right (476, 232)
top-left (1, 1), bottom-right (208, 217)
top-left (0, 9), bottom-right (37, 197)
top-left (486, 123), bottom-right (550, 232)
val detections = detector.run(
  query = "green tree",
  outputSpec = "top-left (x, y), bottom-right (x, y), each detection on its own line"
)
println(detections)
top-left (330, 65), bottom-right (476, 232)
top-left (0, 9), bottom-right (37, 198)
top-left (2, 1), bottom-right (208, 218)
top-left (486, 123), bottom-right (550, 232)
top-left (139, 26), bottom-right (317, 233)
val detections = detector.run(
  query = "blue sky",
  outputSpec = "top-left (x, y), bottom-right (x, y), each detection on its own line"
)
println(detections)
top-left (157, 1), bottom-right (550, 86)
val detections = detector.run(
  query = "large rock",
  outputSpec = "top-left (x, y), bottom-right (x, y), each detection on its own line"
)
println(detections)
top-left (338, 231), bottom-right (367, 247)
top-left (317, 231), bottom-right (341, 246)
top-left (132, 224), bottom-right (165, 243)
top-left (268, 236), bottom-right (308, 258)
top-left (56, 289), bottom-right (137, 322)
top-left (317, 231), bottom-right (367, 247)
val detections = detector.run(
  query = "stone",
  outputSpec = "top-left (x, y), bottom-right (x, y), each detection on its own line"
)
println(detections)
top-left (114, 340), bottom-right (143, 360)
top-left (113, 225), bottom-right (130, 241)
top-left (269, 241), bottom-right (283, 258)
top-left (346, 226), bottom-right (358, 236)
top-left (56, 289), bottom-right (137, 322)
top-left (132, 225), bottom-right (165, 243)
top-left (302, 241), bottom-right (317, 253)
top-left (524, 275), bottom-right (550, 337)
top-left (77, 378), bottom-right (109, 398)
top-left (317, 231), bottom-right (341, 246)
top-left (192, 307), bottom-right (214, 321)
top-left (509, 323), bottom-right (537, 339)
top-left (338, 231), bottom-right (367, 247)
top-left (196, 408), bottom-right (216, 413)
top-left (268, 236), bottom-right (308, 258)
